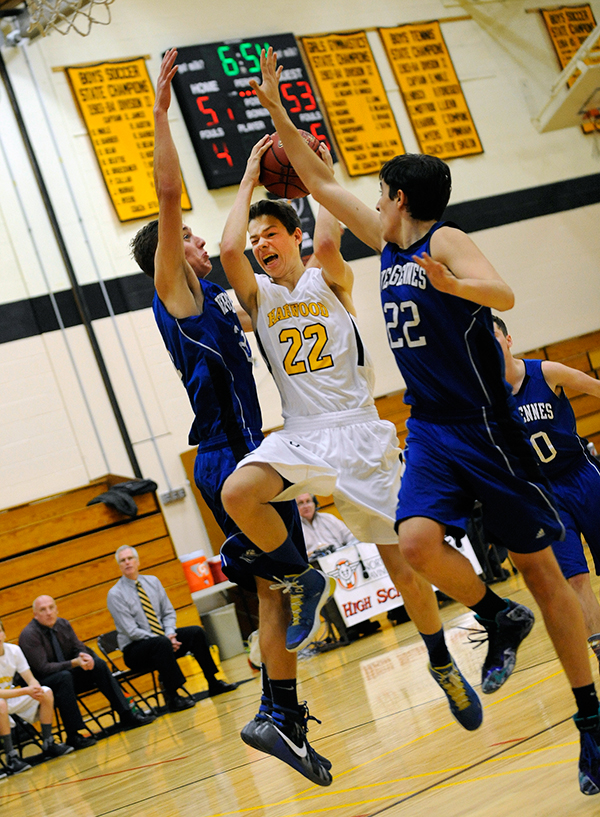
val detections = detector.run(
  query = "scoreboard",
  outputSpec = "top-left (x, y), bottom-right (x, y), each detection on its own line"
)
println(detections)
top-left (170, 33), bottom-right (334, 189)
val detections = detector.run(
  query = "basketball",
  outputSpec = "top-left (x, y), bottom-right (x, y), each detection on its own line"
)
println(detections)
top-left (259, 130), bottom-right (321, 199)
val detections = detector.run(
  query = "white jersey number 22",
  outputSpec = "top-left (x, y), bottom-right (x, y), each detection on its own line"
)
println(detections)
top-left (384, 301), bottom-right (426, 349)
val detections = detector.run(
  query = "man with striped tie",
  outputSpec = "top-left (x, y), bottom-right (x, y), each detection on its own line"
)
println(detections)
top-left (107, 545), bottom-right (236, 711)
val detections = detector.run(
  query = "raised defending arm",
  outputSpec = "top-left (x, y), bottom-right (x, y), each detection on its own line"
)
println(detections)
top-left (153, 49), bottom-right (201, 317)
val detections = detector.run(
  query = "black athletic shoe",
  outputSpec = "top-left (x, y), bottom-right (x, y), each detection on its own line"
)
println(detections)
top-left (43, 740), bottom-right (74, 758)
top-left (475, 599), bottom-right (534, 693)
top-left (241, 713), bottom-right (332, 786)
top-left (575, 710), bottom-right (600, 795)
top-left (241, 698), bottom-right (332, 771)
top-left (4, 753), bottom-right (32, 774)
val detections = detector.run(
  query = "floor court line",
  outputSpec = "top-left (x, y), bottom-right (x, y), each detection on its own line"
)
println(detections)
top-left (0, 756), bottom-right (189, 799)
top-left (159, 719), bottom-right (576, 817)
top-left (88, 664), bottom-right (573, 817)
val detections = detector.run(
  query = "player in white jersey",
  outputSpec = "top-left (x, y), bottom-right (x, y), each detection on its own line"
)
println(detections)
top-left (221, 139), bottom-right (483, 737)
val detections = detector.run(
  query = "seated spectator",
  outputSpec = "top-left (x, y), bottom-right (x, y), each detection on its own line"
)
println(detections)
top-left (296, 494), bottom-right (360, 558)
top-left (107, 546), bottom-right (237, 712)
top-left (295, 495), bottom-right (380, 639)
top-left (0, 618), bottom-right (72, 774)
top-left (19, 596), bottom-right (154, 751)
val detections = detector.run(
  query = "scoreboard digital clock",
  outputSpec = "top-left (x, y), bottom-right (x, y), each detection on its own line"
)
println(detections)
top-left (170, 33), bottom-right (335, 190)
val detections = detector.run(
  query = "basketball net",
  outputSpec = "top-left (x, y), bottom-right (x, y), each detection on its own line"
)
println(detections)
top-left (26, 0), bottom-right (114, 37)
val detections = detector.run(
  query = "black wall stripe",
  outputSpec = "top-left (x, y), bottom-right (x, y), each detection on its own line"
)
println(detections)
top-left (1, 172), bottom-right (598, 346)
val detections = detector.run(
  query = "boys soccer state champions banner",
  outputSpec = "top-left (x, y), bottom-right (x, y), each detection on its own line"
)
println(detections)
top-left (317, 538), bottom-right (482, 627)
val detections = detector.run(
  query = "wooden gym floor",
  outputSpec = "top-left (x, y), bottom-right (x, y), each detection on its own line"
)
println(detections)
top-left (2, 569), bottom-right (599, 817)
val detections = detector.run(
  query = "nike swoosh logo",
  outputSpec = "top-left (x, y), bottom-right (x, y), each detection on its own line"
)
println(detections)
top-left (272, 724), bottom-right (308, 759)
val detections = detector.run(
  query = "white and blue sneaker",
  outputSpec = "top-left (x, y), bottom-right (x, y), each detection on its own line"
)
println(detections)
top-left (271, 567), bottom-right (335, 652)
top-left (429, 658), bottom-right (483, 731)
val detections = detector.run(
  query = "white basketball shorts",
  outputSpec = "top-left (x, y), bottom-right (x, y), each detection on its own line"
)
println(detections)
top-left (235, 406), bottom-right (401, 545)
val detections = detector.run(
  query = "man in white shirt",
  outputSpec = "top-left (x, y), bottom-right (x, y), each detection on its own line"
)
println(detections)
top-left (296, 495), bottom-right (381, 639)
top-left (0, 619), bottom-right (72, 775)
top-left (296, 494), bottom-right (359, 558)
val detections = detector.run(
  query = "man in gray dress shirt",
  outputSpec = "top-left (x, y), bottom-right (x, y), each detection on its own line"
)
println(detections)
top-left (107, 545), bottom-right (236, 712)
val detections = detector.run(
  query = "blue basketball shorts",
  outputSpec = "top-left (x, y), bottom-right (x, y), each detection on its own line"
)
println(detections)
top-left (397, 414), bottom-right (564, 554)
top-left (194, 445), bottom-right (307, 590)
top-left (549, 458), bottom-right (600, 579)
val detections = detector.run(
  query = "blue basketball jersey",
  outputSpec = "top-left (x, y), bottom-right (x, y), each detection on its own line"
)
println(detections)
top-left (513, 359), bottom-right (589, 477)
top-left (152, 281), bottom-right (262, 453)
top-left (380, 222), bottom-right (511, 421)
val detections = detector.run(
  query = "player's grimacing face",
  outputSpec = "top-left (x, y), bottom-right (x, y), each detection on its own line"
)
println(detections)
top-left (249, 216), bottom-right (302, 275)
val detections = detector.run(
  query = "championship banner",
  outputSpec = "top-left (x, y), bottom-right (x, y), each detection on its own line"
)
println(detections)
top-left (317, 537), bottom-right (482, 627)
top-left (66, 58), bottom-right (191, 222)
top-left (379, 22), bottom-right (482, 160)
top-left (539, 4), bottom-right (600, 132)
top-left (301, 31), bottom-right (404, 177)
top-left (541, 4), bottom-right (599, 70)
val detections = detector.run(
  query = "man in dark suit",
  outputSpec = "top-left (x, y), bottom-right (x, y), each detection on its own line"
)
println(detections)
top-left (19, 595), bottom-right (154, 749)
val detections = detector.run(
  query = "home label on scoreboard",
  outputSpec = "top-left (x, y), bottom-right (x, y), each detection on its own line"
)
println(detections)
top-left (301, 31), bottom-right (404, 177)
top-left (170, 33), bottom-right (334, 190)
top-left (66, 57), bottom-right (191, 222)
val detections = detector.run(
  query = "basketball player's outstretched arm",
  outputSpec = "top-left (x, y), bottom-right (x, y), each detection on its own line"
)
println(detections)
top-left (153, 48), bottom-right (202, 318)
top-left (220, 135), bottom-right (271, 322)
top-left (420, 226), bottom-right (515, 311)
top-left (251, 48), bottom-right (383, 252)
top-left (541, 361), bottom-right (600, 398)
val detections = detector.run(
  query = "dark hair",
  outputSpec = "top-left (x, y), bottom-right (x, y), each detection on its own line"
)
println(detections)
top-left (248, 199), bottom-right (302, 235)
top-left (0, 619), bottom-right (4, 632)
top-left (492, 315), bottom-right (509, 336)
top-left (130, 219), bottom-right (159, 279)
top-left (379, 153), bottom-right (452, 221)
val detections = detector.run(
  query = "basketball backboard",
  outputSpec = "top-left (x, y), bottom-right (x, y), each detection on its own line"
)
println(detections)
top-left (533, 23), bottom-right (600, 133)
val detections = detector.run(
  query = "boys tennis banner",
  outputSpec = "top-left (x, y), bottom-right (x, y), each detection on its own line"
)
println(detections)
top-left (379, 22), bottom-right (482, 160)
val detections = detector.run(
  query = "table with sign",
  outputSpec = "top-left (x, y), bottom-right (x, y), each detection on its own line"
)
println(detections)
top-left (66, 58), bottom-right (191, 221)
top-left (317, 536), bottom-right (482, 628)
top-left (170, 33), bottom-right (334, 190)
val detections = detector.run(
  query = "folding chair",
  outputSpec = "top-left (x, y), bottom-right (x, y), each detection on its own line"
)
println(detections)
top-left (11, 714), bottom-right (44, 760)
top-left (97, 631), bottom-right (161, 712)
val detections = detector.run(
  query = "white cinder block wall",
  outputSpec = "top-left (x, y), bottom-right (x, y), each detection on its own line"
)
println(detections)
top-left (0, 0), bottom-right (598, 556)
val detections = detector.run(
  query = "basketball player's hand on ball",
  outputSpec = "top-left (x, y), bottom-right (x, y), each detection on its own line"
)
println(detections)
top-left (412, 252), bottom-right (457, 294)
top-left (318, 143), bottom-right (335, 177)
top-left (249, 47), bottom-right (283, 110)
top-left (242, 134), bottom-right (273, 187)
